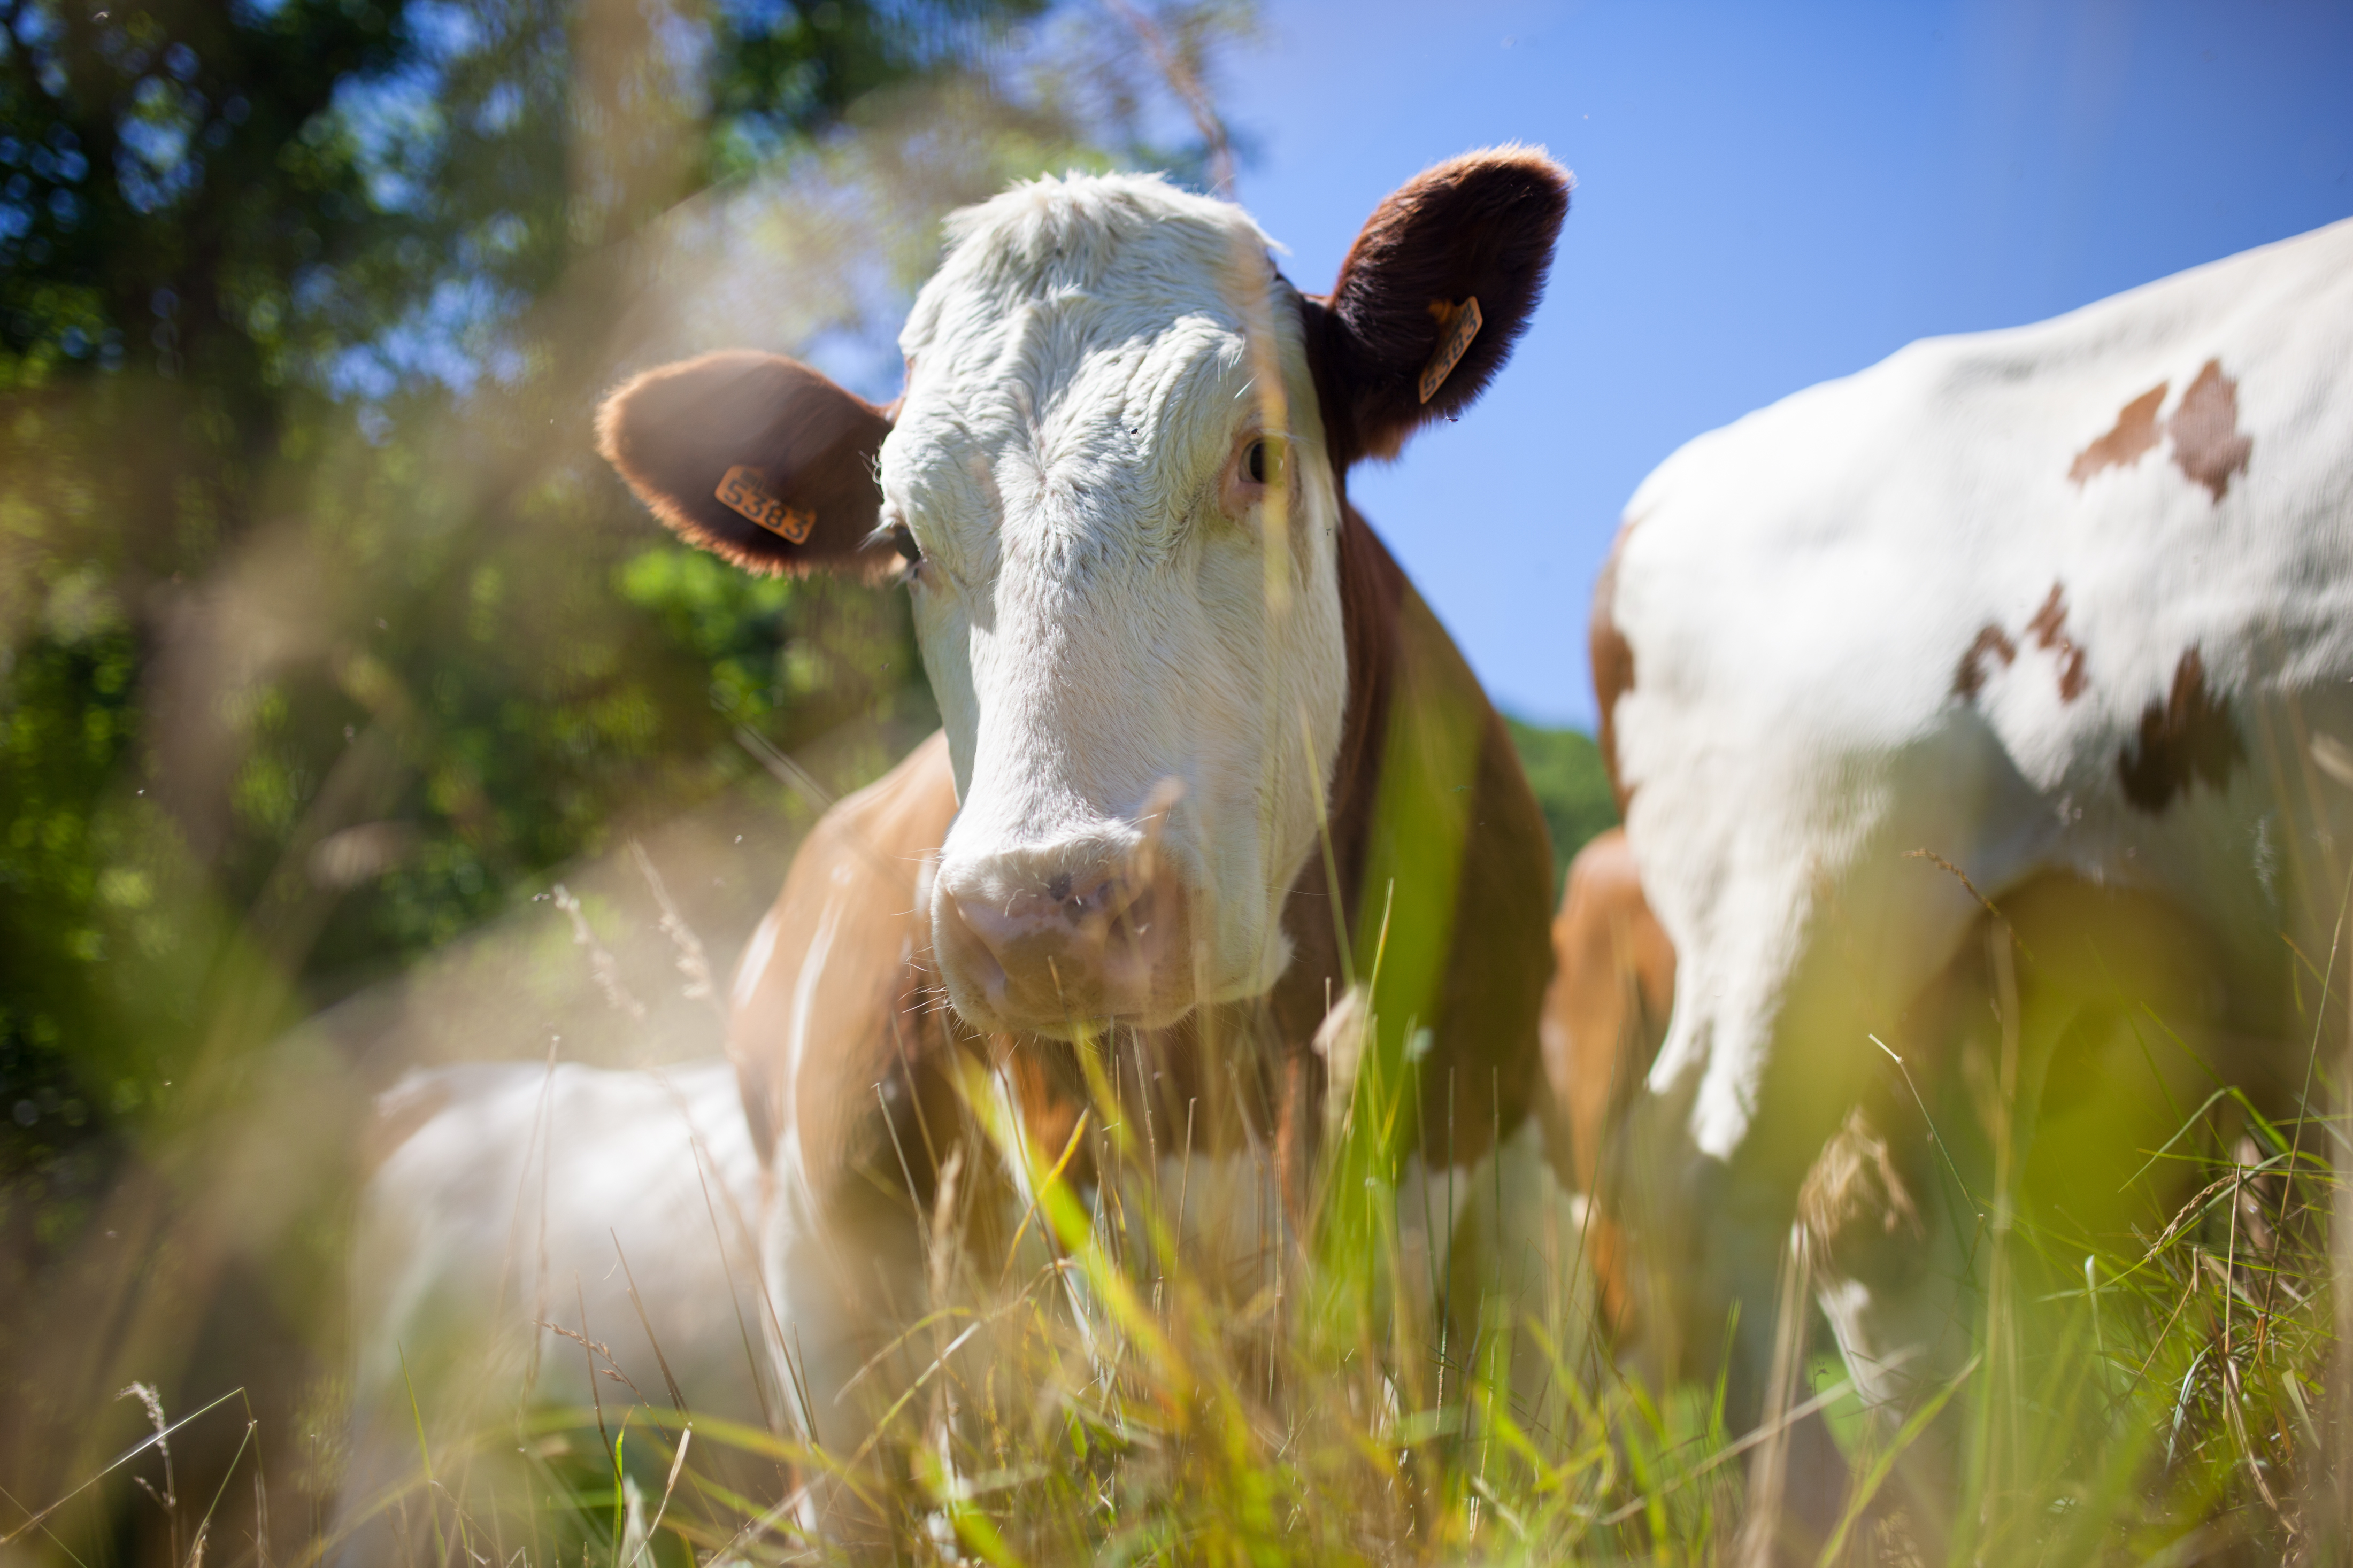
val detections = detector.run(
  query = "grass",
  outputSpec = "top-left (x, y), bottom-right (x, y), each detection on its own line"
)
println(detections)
top-left (6, 762), bottom-right (2343, 1567)
top-left (13, 977), bottom-right (2338, 1567)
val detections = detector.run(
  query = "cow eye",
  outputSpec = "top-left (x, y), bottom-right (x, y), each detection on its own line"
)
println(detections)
top-left (1241, 435), bottom-right (1285, 489)
top-left (1221, 431), bottom-right (1288, 517)
top-left (887, 521), bottom-right (922, 565)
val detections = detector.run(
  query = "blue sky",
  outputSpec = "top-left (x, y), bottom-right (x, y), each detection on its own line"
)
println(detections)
top-left (1217, 0), bottom-right (2353, 725)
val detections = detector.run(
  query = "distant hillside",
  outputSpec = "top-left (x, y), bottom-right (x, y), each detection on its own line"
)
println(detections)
top-left (1504, 719), bottom-right (1619, 901)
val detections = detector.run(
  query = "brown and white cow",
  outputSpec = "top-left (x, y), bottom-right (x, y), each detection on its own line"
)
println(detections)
top-left (1593, 215), bottom-right (2353, 1551)
top-left (597, 153), bottom-right (1568, 1482)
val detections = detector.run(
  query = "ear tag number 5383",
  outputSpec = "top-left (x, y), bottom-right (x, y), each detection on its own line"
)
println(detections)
top-left (716, 466), bottom-right (817, 545)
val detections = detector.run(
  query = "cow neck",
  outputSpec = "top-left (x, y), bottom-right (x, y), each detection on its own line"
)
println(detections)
top-left (1267, 503), bottom-right (1406, 1037)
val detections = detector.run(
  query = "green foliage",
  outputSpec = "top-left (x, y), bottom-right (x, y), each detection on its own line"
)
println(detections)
top-left (1504, 716), bottom-right (1618, 900)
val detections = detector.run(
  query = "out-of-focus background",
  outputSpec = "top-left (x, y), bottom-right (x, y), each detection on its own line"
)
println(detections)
top-left (0, 0), bottom-right (2347, 1559)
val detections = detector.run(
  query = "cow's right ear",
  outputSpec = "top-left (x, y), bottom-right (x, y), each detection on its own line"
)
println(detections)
top-left (596, 351), bottom-right (894, 575)
top-left (1305, 146), bottom-right (1570, 468)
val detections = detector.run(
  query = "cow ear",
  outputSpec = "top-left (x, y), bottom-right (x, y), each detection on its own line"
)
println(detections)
top-left (596, 350), bottom-right (895, 575)
top-left (1309, 146), bottom-right (1570, 466)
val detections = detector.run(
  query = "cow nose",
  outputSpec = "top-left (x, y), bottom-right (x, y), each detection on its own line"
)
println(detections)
top-left (936, 858), bottom-right (1186, 1029)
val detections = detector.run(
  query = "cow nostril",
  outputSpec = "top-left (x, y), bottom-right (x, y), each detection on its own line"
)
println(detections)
top-left (938, 858), bottom-right (1186, 1024)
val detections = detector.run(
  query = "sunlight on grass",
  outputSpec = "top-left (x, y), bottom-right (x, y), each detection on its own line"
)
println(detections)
top-left (23, 999), bottom-right (2316, 1566)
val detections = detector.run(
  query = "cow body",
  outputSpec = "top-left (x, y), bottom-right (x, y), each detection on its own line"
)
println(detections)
top-left (1597, 217), bottom-right (2353, 1542)
top-left (598, 155), bottom-right (1571, 1514)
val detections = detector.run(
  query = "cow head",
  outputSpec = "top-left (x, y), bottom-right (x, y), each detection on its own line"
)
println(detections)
top-left (600, 149), bottom-right (1567, 1037)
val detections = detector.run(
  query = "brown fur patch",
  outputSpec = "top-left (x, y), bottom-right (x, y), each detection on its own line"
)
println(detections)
top-left (2024, 583), bottom-right (2088, 702)
top-left (1590, 524), bottom-right (1637, 813)
top-left (727, 731), bottom-right (965, 1179)
top-left (2067, 382), bottom-right (2167, 485)
top-left (2118, 647), bottom-right (2243, 813)
top-left (1271, 509), bottom-right (1555, 1171)
top-left (2166, 359), bottom-right (2253, 501)
top-left (2065, 362), bottom-right (2252, 503)
top-left (1951, 624), bottom-right (2018, 700)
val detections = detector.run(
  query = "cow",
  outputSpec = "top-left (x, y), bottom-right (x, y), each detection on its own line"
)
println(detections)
top-left (595, 152), bottom-right (1570, 1516)
top-left (333, 1059), bottom-right (768, 1564)
top-left (1594, 214), bottom-right (2353, 1554)
top-left (1536, 827), bottom-right (1673, 1340)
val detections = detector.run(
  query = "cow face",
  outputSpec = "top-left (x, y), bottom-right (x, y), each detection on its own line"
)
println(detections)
top-left (888, 181), bottom-right (1346, 1034)
top-left (600, 150), bottom-right (1567, 1038)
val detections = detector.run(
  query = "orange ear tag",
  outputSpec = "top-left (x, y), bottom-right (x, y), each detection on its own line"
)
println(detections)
top-left (715, 466), bottom-right (816, 545)
top-left (1417, 297), bottom-right (1483, 405)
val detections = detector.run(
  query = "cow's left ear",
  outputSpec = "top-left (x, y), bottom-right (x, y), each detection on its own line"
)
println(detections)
top-left (596, 350), bottom-right (895, 576)
top-left (1306, 145), bottom-right (1570, 466)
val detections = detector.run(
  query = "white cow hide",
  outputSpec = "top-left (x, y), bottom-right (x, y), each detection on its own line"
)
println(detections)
top-left (334, 1060), bottom-right (768, 1557)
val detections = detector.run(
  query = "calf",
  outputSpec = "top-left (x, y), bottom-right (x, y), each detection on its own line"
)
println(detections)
top-left (598, 154), bottom-right (1568, 1481)
top-left (1596, 216), bottom-right (2353, 1549)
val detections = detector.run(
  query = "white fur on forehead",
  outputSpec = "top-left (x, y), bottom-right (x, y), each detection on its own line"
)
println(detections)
top-left (903, 171), bottom-right (1279, 350)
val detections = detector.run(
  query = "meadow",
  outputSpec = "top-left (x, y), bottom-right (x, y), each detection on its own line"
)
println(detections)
top-left (2, 2), bottom-right (2344, 1562)
top-left (9, 788), bottom-right (2333, 1566)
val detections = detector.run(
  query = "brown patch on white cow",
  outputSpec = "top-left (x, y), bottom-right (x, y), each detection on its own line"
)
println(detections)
top-left (2066, 360), bottom-right (2252, 502)
top-left (2068, 382), bottom-right (2167, 485)
top-left (2024, 583), bottom-right (2088, 702)
top-left (727, 731), bottom-right (965, 1182)
top-left (1951, 624), bottom-right (2018, 700)
top-left (2165, 360), bottom-right (2254, 501)
top-left (2118, 646), bottom-right (2243, 813)
top-left (1954, 585), bottom-right (2085, 705)
top-left (1590, 522), bottom-right (1638, 813)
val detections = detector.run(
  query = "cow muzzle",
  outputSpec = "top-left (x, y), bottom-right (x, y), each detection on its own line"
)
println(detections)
top-left (934, 851), bottom-right (1196, 1033)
